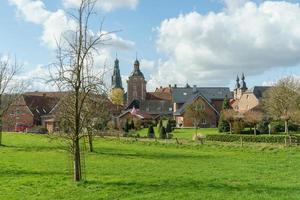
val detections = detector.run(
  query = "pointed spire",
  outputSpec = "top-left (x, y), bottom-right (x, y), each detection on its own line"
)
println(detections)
top-left (111, 57), bottom-right (123, 89)
top-left (235, 75), bottom-right (240, 89)
top-left (241, 73), bottom-right (247, 91)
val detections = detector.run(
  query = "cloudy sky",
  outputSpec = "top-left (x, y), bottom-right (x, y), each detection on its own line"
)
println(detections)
top-left (1, 0), bottom-right (300, 91)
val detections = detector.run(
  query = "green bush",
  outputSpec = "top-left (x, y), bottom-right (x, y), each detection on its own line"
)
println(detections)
top-left (218, 120), bottom-right (230, 133)
top-left (257, 120), bottom-right (269, 134)
top-left (206, 134), bottom-right (300, 144)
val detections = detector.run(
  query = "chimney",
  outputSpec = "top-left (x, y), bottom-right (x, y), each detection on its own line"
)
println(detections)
top-left (174, 84), bottom-right (177, 88)
top-left (169, 84), bottom-right (171, 88)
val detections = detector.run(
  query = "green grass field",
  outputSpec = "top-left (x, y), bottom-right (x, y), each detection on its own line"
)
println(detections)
top-left (1, 133), bottom-right (300, 199)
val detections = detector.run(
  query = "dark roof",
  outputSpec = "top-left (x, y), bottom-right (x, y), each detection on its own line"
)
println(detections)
top-left (23, 94), bottom-right (60, 119)
top-left (172, 87), bottom-right (232, 103)
top-left (174, 92), bottom-right (219, 116)
top-left (250, 86), bottom-right (272, 99)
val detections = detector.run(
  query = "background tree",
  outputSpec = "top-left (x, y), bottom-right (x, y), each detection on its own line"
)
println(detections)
top-left (222, 109), bottom-right (237, 134)
top-left (184, 99), bottom-right (206, 136)
top-left (0, 56), bottom-right (25, 146)
top-left (50, 0), bottom-right (110, 182)
top-left (218, 96), bottom-right (231, 132)
top-left (263, 77), bottom-right (300, 134)
top-left (243, 111), bottom-right (263, 135)
top-left (83, 96), bottom-right (110, 152)
top-left (110, 88), bottom-right (124, 106)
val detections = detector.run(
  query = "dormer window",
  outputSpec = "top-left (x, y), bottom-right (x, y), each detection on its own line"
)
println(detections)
top-left (183, 92), bottom-right (187, 96)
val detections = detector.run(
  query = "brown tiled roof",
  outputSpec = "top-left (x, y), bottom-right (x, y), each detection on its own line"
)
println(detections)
top-left (24, 91), bottom-right (67, 98)
top-left (146, 92), bottom-right (172, 101)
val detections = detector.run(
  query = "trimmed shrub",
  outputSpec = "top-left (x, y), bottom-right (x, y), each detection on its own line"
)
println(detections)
top-left (157, 119), bottom-right (163, 131)
top-left (206, 134), bottom-right (300, 144)
top-left (218, 120), bottom-right (230, 133)
top-left (159, 126), bottom-right (167, 139)
top-left (148, 125), bottom-right (155, 138)
top-left (166, 120), bottom-right (172, 133)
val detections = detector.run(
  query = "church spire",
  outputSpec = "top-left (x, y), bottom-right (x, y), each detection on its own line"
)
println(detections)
top-left (111, 56), bottom-right (123, 89)
top-left (235, 75), bottom-right (240, 89)
top-left (240, 73), bottom-right (247, 91)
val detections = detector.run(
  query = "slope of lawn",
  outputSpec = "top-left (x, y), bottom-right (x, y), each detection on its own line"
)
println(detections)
top-left (1, 133), bottom-right (300, 200)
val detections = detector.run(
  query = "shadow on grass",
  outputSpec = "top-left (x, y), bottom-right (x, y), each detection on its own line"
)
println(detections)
top-left (83, 178), bottom-right (300, 196)
top-left (3, 144), bottom-right (67, 152)
top-left (93, 146), bottom-right (213, 160)
top-left (0, 169), bottom-right (68, 177)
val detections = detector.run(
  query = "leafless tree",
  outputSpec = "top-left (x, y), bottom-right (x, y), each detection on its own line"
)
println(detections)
top-left (222, 109), bottom-right (237, 134)
top-left (50, 0), bottom-right (111, 181)
top-left (185, 99), bottom-right (207, 136)
top-left (243, 111), bottom-right (264, 136)
top-left (263, 77), bottom-right (300, 134)
top-left (0, 56), bottom-right (26, 146)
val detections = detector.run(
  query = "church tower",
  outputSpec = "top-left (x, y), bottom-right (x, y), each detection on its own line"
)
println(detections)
top-left (127, 59), bottom-right (147, 104)
top-left (111, 57), bottom-right (124, 105)
top-left (234, 73), bottom-right (248, 100)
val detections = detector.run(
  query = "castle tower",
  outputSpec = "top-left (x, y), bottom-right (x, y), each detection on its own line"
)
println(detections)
top-left (127, 59), bottom-right (147, 104)
top-left (111, 57), bottom-right (124, 105)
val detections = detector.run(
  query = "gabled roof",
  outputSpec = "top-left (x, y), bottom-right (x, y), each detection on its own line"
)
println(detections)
top-left (146, 91), bottom-right (172, 101)
top-left (118, 109), bottom-right (153, 120)
top-left (174, 92), bottom-right (220, 116)
top-left (172, 87), bottom-right (232, 103)
top-left (23, 94), bottom-right (60, 119)
top-left (249, 86), bottom-right (272, 99)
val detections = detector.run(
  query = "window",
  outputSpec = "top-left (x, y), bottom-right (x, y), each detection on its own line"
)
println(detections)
top-left (169, 107), bottom-right (172, 111)
top-left (183, 92), bottom-right (187, 96)
top-left (201, 118), bottom-right (207, 124)
top-left (146, 107), bottom-right (150, 112)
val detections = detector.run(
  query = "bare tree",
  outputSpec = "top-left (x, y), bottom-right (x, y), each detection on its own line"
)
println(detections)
top-left (50, 0), bottom-right (111, 182)
top-left (243, 111), bottom-right (264, 136)
top-left (263, 77), bottom-right (300, 134)
top-left (185, 99), bottom-right (207, 136)
top-left (0, 56), bottom-right (25, 146)
top-left (222, 109), bottom-right (237, 134)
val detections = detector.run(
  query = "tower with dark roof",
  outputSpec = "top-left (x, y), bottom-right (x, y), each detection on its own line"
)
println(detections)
top-left (234, 73), bottom-right (248, 100)
top-left (127, 59), bottom-right (147, 104)
top-left (111, 57), bottom-right (125, 106)
top-left (111, 58), bottom-right (123, 89)
top-left (240, 73), bottom-right (248, 91)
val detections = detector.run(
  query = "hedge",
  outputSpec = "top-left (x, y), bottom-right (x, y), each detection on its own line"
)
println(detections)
top-left (206, 134), bottom-right (300, 144)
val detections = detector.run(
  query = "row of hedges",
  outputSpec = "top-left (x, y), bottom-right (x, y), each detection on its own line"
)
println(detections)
top-left (206, 134), bottom-right (300, 144)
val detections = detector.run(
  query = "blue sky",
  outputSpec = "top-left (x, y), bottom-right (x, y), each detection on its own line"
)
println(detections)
top-left (1, 0), bottom-right (300, 91)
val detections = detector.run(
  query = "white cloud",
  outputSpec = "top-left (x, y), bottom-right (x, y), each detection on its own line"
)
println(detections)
top-left (63, 0), bottom-right (139, 12)
top-left (140, 59), bottom-right (155, 71)
top-left (150, 1), bottom-right (300, 89)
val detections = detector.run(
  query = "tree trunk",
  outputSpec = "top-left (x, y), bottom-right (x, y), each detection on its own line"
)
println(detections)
top-left (285, 120), bottom-right (288, 135)
top-left (0, 116), bottom-right (3, 146)
top-left (229, 122), bottom-right (232, 134)
top-left (73, 138), bottom-right (81, 182)
top-left (254, 125), bottom-right (257, 136)
top-left (88, 134), bottom-right (93, 152)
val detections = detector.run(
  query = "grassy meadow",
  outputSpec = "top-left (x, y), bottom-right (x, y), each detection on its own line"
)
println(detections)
top-left (1, 132), bottom-right (300, 199)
